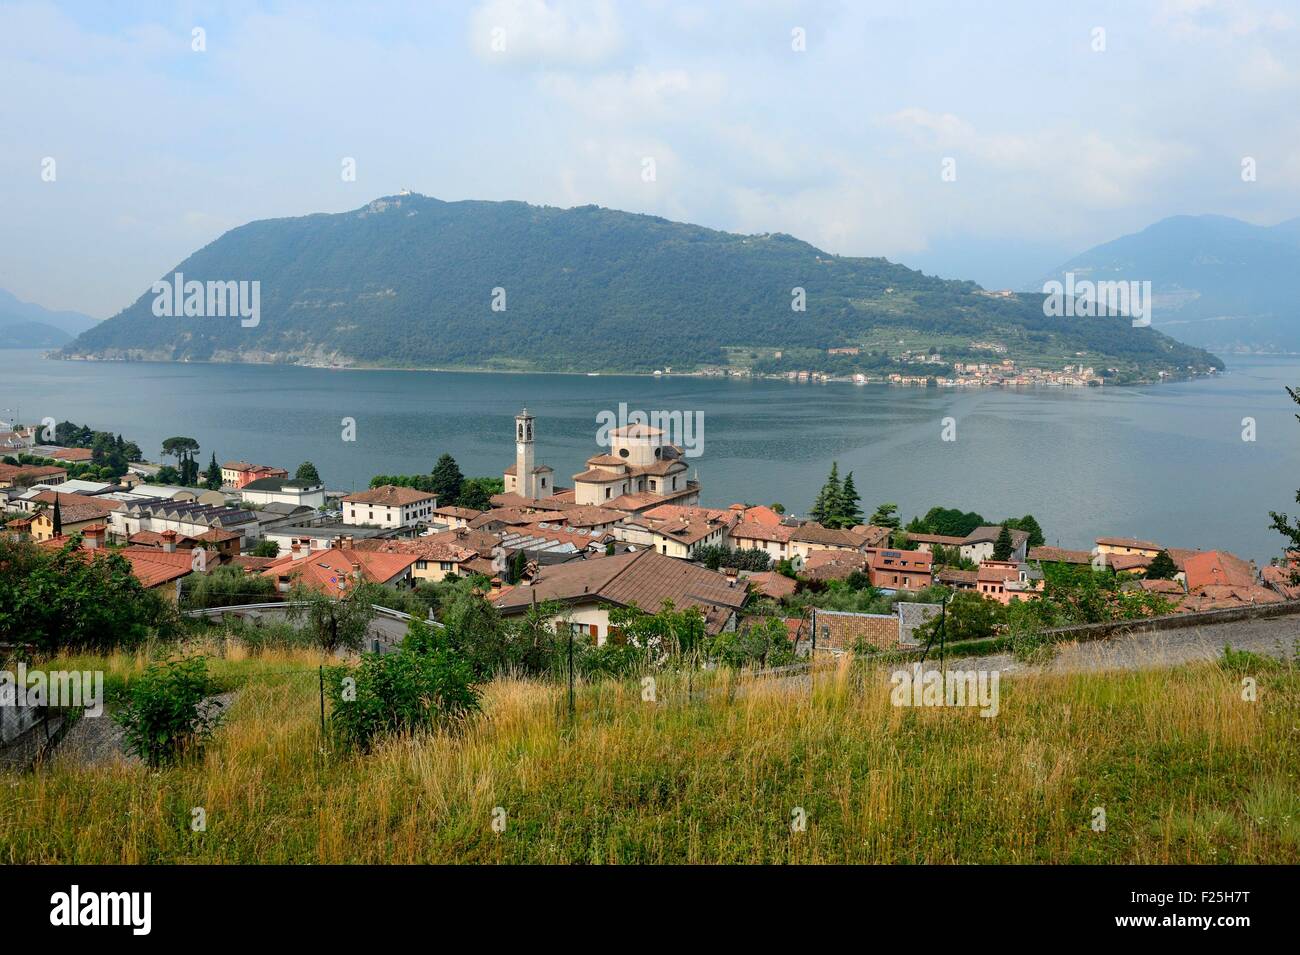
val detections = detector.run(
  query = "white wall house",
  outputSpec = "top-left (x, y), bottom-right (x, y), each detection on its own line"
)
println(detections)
top-left (240, 476), bottom-right (326, 510)
top-left (342, 485), bottom-right (437, 529)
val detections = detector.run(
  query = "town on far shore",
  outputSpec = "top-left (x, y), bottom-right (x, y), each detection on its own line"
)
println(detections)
top-left (2, 408), bottom-right (1293, 657)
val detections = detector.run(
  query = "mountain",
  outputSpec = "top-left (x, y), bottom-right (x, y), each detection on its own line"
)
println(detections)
top-left (61, 195), bottom-right (1220, 379)
top-left (1041, 215), bottom-right (1300, 353)
top-left (0, 289), bottom-right (100, 345)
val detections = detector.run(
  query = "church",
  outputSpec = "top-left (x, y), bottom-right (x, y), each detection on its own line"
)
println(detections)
top-left (502, 409), bottom-right (700, 513)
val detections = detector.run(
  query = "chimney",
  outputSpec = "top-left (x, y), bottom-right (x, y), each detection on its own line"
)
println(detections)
top-left (82, 524), bottom-right (104, 550)
top-left (345, 535), bottom-right (354, 548)
top-left (291, 539), bottom-right (301, 557)
top-left (161, 530), bottom-right (177, 553)
top-left (351, 560), bottom-right (362, 581)
top-left (332, 535), bottom-right (344, 550)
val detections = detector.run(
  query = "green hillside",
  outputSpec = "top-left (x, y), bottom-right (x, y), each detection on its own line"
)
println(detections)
top-left (62, 194), bottom-right (1222, 378)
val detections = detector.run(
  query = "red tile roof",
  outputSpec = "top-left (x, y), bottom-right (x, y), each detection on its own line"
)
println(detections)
top-left (1184, 551), bottom-right (1255, 590)
top-left (343, 485), bottom-right (436, 506)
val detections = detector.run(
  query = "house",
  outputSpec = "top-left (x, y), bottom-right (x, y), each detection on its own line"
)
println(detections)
top-left (936, 568), bottom-right (979, 590)
top-left (342, 485), bottom-right (437, 528)
top-left (221, 461), bottom-right (289, 489)
top-left (350, 537), bottom-right (483, 583)
top-left (44, 447), bottom-right (93, 463)
top-left (260, 541), bottom-right (418, 596)
top-left (959, 526), bottom-right (1029, 563)
top-left (800, 549), bottom-right (869, 582)
top-left (0, 463), bottom-right (67, 489)
top-left (239, 476), bottom-right (326, 510)
top-left (492, 549), bottom-right (747, 645)
top-left (807, 602), bottom-right (942, 653)
top-left (907, 532), bottom-right (966, 554)
top-left (1183, 551), bottom-right (1256, 591)
top-left (975, 560), bottom-right (1044, 604)
top-left (729, 521), bottom-right (796, 562)
top-left (431, 505), bottom-right (481, 529)
top-left (29, 494), bottom-right (122, 541)
top-left (41, 525), bottom-right (195, 600)
top-left (742, 570), bottom-right (798, 600)
top-left (1095, 536), bottom-right (1162, 559)
top-left (1028, 545), bottom-right (1093, 566)
top-left (261, 525), bottom-right (395, 554)
top-left (867, 548), bottom-right (934, 591)
top-left (0, 426), bottom-right (36, 450)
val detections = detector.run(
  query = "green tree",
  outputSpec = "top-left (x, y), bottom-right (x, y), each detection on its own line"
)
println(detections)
top-left (1003, 514), bottom-right (1045, 548)
top-left (251, 538), bottom-right (280, 558)
top-left (839, 471), bottom-right (863, 527)
top-left (810, 462), bottom-right (843, 525)
top-left (203, 453), bottom-right (222, 490)
top-left (1269, 385), bottom-right (1300, 577)
top-left (0, 537), bottom-right (172, 653)
top-left (430, 453), bottom-right (464, 503)
top-left (993, 523), bottom-right (1014, 561)
top-left (1145, 549), bottom-right (1178, 580)
top-left (114, 656), bottom-right (223, 768)
top-left (295, 461), bottom-right (321, 483)
top-left (456, 476), bottom-right (503, 511)
top-left (161, 436), bottom-right (201, 486)
top-left (326, 620), bottom-right (480, 752)
top-left (288, 587), bottom-right (376, 653)
top-left (870, 502), bottom-right (900, 530)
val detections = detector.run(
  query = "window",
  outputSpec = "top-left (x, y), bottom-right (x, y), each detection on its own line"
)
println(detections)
top-left (605, 487), bottom-right (611, 499)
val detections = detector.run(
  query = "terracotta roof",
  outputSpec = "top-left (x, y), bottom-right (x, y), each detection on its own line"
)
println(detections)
top-left (469, 507), bottom-right (568, 530)
top-left (1029, 546), bottom-right (1092, 564)
top-left (118, 548), bottom-right (194, 588)
top-left (46, 447), bottom-right (93, 462)
top-left (801, 550), bottom-right (869, 581)
top-left (503, 463), bottom-right (554, 475)
top-left (494, 549), bottom-right (746, 633)
top-left (1106, 553), bottom-right (1152, 572)
top-left (936, 568), bottom-right (978, 584)
top-left (731, 522), bottom-right (795, 543)
top-left (261, 547), bottom-right (417, 594)
top-left (727, 504), bottom-right (784, 526)
top-left (343, 485), bottom-right (436, 506)
top-left (977, 563), bottom-right (1020, 583)
top-left (744, 571), bottom-right (797, 598)
top-left (1184, 550), bottom-right (1255, 590)
top-left (432, 506), bottom-right (482, 519)
top-left (351, 538), bottom-right (478, 562)
top-left (1262, 565), bottom-right (1300, 599)
top-left (194, 528), bottom-right (241, 543)
top-left (584, 454), bottom-right (625, 467)
top-left (643, 504), bottom-right (734, 523)
top-left (572, 468), bottom-right (626, 483)
top-left (34, 496), bottom-right (120, 525)
top-left (791, 524), bottom-right (865, 548)
top-left (908, 532), bottom-right (967, 546)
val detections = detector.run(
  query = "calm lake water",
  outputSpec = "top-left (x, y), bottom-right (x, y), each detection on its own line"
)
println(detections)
top-left (2, 351), bottom-right (1298, 561)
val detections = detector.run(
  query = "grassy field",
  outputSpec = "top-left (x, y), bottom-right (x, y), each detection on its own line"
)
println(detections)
top-left (2, 644), bottom-right (1298, 864)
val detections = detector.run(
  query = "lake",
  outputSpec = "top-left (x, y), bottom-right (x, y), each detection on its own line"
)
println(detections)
top-left (2, 351), bottom-right (1298, 562)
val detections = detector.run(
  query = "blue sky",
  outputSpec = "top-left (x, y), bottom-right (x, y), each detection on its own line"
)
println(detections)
top-left (3, 0), bottom-right (1299, 316)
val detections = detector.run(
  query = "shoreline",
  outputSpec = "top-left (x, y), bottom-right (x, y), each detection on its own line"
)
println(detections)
top-left (45, 351), bottom-right (1222, 389)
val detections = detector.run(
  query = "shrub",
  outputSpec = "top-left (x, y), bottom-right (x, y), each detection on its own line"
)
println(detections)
top-left (325, 623), bottom-right (480, 752)
top-left (114, 657), bottom-right (223, 768)
top-left (181, 565), bottom-right (275, 610)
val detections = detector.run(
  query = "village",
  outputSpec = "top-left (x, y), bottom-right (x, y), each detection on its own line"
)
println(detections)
top-left (2, 409), bottom-right (1295, 656)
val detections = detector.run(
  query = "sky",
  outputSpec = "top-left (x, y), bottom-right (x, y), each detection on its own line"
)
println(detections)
top-left (2, 0), bottom-right (1299, 318)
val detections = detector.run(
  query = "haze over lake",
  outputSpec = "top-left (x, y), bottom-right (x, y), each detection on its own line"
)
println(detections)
top-left (3, 351), bottom-right (1297, 562)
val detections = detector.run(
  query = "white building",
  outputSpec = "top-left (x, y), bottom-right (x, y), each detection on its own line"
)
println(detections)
top-left (239, 476), bottom-right (326, 510)
top-left (342, 485), bottom-right (437, 529)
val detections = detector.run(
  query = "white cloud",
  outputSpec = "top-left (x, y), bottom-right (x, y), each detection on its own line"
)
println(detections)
top-left (469, 0), bottom-right (623, 67)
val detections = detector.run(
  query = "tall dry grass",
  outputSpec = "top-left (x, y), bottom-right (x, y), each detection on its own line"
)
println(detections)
top-left (2, 651), bottom-right (1296, 863)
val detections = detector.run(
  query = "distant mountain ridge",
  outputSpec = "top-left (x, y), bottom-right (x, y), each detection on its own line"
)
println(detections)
top-left (1041, 214), bottom-right (1300, 353)
top-left (61, 194), bottom-right (1219, 377)
top-left (0, 289), bottom-right (99, 349)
